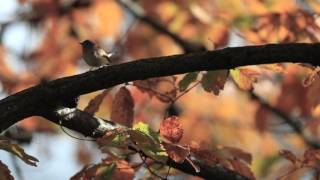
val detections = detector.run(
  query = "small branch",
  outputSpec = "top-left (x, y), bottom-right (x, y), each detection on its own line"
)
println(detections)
top-left (116, 0), bottom-right (205, 53)
top-left (250, 92), bottom-right (320, 148)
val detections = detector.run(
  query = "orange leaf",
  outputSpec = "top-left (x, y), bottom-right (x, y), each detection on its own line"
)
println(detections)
top-left (162, 142), bottom-right (190, 163)
top-left (230, 68), bottom-right (260, 91)
top-left (160, 116), bottom-right (183, 143)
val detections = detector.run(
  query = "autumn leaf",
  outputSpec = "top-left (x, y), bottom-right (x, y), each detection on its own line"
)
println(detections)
top-left (201, 70), bottom-right (229, 95)
top-left (0, 139), bottom-right (39, 166)
top-left (111, 87), bottom-right (134, 127)
top-left (160, 116), bottom-right (183, 143)
top-left (178, 72), bottom-right (198, 91)
top-left (217, 145), bottom-right (252, 164)
top-left (230, 68), bottom-right (260, 91)
top-left (303, 67), bottom-right (320, 87)
top-left (229, 159), bottom-right (255, 179)
top-left (84, 89), bottom-right (110, 115)
top-left (279, 149), bottom-right (297, 164)
top-left (255, 105), bottom-right (270, 133)
top-left (0, 161), bottom-right (13, 180)
top-left (70, 163), bottom-right (116, 180)
top-left (133, 76), bottom-right (177, 102)
top-left (162, 142), bottom-right (190, 163)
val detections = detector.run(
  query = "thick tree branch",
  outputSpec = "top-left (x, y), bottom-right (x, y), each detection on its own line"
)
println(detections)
top-left (1, 43), bottom-right (320, 132)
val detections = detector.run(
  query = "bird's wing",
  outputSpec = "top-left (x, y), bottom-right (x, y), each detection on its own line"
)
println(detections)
top-left (94, 47), bottom-right (112, 58)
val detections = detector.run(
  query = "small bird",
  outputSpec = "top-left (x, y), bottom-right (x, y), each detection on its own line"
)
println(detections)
top-left (80, 40), bottom-right (112, 68)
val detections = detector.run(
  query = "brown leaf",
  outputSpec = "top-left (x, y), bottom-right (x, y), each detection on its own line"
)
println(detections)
top-left (160, 116), bottom-right (183, 143)
top-left (0, 139), bottom-right (39, 166)
top-left (229, 159), bottom-right (255, 179)
top-left (84, 89), bottom-right (110, 115)
top-left (162, 142), bottom-right (190, 163)
top-left (279, 149), bottom-right (297, 164)
top-left (0, 161), bottom-right (13, 180)
top-left (106, 159), bottom-right (135, 180)
top-left (190, 147), bottom-right (220, 165)
top-left (133, 76), bottom-right (177, 102)
top-left (303, 149), bottom-right (320, 162)
top-left (111, 87), bottom-right (134, 127)
top-left (254, 105), bottom-right (270, 133)
top-left (303, 67), bottom-right (320, 87)
top-left (201, 70), bottom-right (229, 95)
top-left (218, 145), bottom-right (252, 164)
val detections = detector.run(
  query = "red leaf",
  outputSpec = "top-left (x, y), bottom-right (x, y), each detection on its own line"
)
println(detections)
top-left (0, 161), bottom-right (13, 180)
top-left (160, 116), bottom-right (183, 143)
top-left (84, 89), bottom-right (110, 115)
top-left (162, 142), bottom-right (190, 163)
top-left (111, 87), bottom-right (134, 127)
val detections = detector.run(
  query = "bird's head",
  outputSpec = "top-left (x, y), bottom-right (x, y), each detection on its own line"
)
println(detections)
top-left (80, 40), bottom-right (95, 48)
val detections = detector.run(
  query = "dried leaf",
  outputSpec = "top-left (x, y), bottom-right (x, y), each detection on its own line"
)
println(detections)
top-left (255, 105), bottom-right (270, 133)
top-left (162, 142), bottom-right (190, 163)
top-left (0, 161), bottom-right (13, 180)
top-left (178, 72), bottom-right (198, 91)
top-left (0, 139), bottom-right (39, 166)
top-left (303, 149), bottom-right (320, 162)
top-left (111, 87), bottom-right (134, 127)
top-left (84, 89), bottom-right (110, 115)
top-left (230, 68), bottom-right (260, 91)
top-left (218, 145), bottom-right (252, 164)
top-left (201, 70), bottom-right (229, 95)
top-left (70, 163), bottom-right (116, 180)
top-left (133, 77), bottom-right (177, 102)
top-left (160, 116), bottom-right (183, 143)
top-left (229, 159), bottom-right (255, 179)
top-left (303, 67), bottom-right (320, 87)
top-left (279, 149), bottom-right (297, 164)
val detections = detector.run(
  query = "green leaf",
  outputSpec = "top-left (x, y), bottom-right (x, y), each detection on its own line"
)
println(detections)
top-left (201, 70), bottom-right (229, 95)
top-left (98, 131), bottom-right (129, 148)
top-left (133, 122), bottom-right (160, 143)
top-left (233, 15), bottom-right (256, 29)
top-left (178, 72), bottom-right (198, 91)
top-left (0, 139), bottom-right (38, 166)
top-left (130, 122), bottom-right (168, 163)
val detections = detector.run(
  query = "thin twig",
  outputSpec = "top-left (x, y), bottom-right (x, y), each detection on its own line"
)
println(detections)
top-left (138, 152), bottom-right (167, 180)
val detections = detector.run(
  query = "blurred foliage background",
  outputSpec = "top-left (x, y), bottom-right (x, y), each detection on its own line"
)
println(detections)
top-left (2, 0), bottom-right (320, 179)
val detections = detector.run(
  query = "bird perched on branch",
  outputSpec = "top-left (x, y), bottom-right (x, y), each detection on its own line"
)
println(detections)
top-left (80, 40), bottom-right (112, 68)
